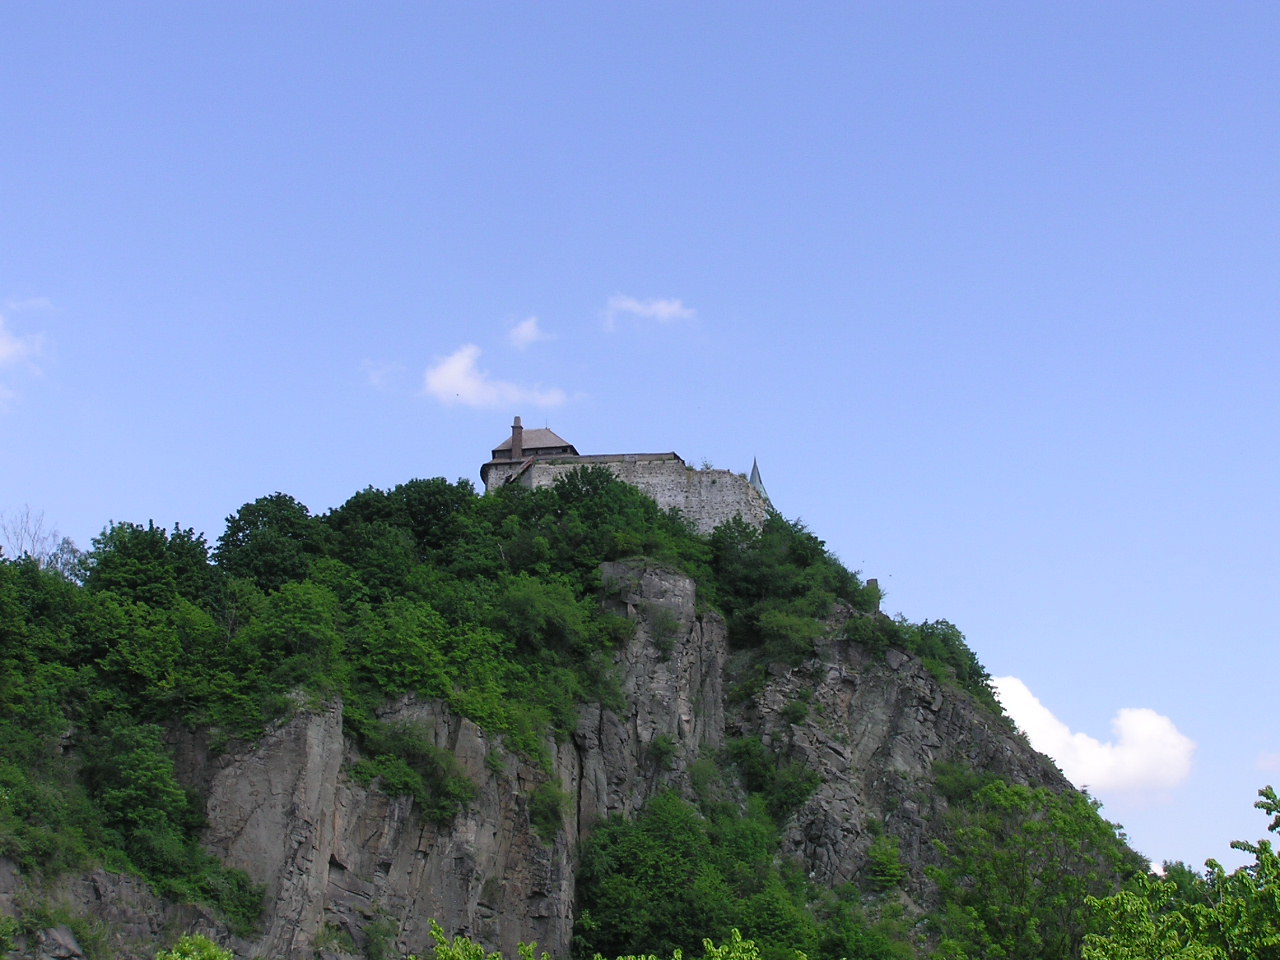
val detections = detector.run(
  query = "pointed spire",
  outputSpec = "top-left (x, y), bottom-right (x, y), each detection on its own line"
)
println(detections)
top-left (749, 458), bottom-right (770, 502)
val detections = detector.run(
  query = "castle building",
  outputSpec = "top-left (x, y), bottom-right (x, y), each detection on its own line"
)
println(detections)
top-left (481, 416), bottom-right (771, 534)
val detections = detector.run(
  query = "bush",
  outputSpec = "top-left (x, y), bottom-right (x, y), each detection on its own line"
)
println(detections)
top-left (529, 782), bottom-right (570, 841)
top-left (865, 835), bottom-right (907, 892)
top-left (350, 722), bottom-right (477, 825)
top-left (932, 760), bottom-right (997, 805)
top-left (726, 738), bottom-right (820, 825)
top-left (650, 734), bottom-right (677, 771)
top-left (155, 934), bottom-right (233, 960)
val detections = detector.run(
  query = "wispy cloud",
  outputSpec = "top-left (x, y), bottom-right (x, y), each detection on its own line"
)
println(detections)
top-left (361, 359), bottom-right (404, 390)
top-left (0, 309), bottom-right (44, 408)
top-left (1256, 752), bottom-right (1280, 774)
top-left (993, 676), bottom-right (1195, 797)
top-left (4, 297), bottom-right (54, 313)
top-left (603, 294), bottom-right (696, 331)
top-left (0, 314), bottom-right (42, 367)
top-left (423, 344), bottom-right (566, 409)
top-left (507, 315), bottom-right (550, 350)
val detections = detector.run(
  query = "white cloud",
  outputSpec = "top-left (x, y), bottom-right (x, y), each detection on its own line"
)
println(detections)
top-left (3, 297), bottom-right (54, 313)
top-left (0, 312), bottom-right (44, 408)
top-left (0, 314), bottom-right (42, 367)
top-left (423, 344), bottom-right (566, 409)
top-left (361, 359), bottom-right (404, 390)
top-left (993, 676), bottom-right (1195, 795)
top-left (507, 315), bottom-right (550, 350)
top-left (1256, 752), bottom-right (1280, 774)
top-left (603, 294), bottom-right (696, 330)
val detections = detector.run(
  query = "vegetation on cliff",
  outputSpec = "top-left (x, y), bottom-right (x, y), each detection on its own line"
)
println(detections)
top-left (0, 468), bottom-right (1158, 958)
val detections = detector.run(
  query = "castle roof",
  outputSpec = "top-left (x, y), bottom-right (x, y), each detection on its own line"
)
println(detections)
top-left (491, 427), bottom-right (576, 456)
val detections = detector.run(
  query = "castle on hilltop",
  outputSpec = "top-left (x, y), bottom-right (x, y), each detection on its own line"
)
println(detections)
top-left (481, 416), bottom-right (771, 534)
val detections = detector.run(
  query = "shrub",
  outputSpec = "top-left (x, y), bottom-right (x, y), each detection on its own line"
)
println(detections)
top-left (865, 835), bottom-right (907, 892)
top-left (155, 934), bottom-right (233, 960)
top-left (350, 722), bottom-right (477, 825)
top-left (528, 782), bottom-right (570, 841)
top-left (650, 734), bottom-right (677, 770)
top-left (725, 738), bottom-right (820, 826)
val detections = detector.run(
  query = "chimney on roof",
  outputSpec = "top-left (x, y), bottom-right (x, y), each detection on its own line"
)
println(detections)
top-left (511, 416), bottom-right (523, 459)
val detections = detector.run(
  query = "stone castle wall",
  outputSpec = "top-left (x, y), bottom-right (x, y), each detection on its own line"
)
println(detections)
top-left (486, 455), bottom-right (770, 534)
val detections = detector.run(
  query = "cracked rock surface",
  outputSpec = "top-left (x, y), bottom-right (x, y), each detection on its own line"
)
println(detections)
top-left (1, 562), bottom-right (1067, 959)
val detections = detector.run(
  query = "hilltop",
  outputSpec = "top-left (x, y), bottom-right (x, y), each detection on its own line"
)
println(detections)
top-left (0, 463), bottom-right (1143, 960)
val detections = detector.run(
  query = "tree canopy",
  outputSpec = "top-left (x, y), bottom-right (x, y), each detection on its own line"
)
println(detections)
top-left (1, 467), bottom-right (1136, 959)
top-left (1083, 786), bottom-right (1280, 960)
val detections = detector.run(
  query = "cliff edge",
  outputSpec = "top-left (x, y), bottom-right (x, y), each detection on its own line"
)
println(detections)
top-left (1, 562), bottom-right (1068, 960)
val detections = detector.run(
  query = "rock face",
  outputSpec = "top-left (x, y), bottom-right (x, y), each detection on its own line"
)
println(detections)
top-left (1, 562), bottom-right (1069, 959)
top-left (742, 630), bottom-right (1070, 899)
top-left (0, 862), bottom-right (212, 960)
top-left (177, 699), bottom-right (572, 960)
top-left (182, 562), bottom-right (727, 960)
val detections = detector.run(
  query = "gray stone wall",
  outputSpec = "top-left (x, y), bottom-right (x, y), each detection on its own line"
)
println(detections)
top-left (486, 455), bottom-right (770, 534)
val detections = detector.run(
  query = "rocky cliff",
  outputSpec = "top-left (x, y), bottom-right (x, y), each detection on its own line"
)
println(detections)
top-left (2, 562), bottom-right (1068, 960)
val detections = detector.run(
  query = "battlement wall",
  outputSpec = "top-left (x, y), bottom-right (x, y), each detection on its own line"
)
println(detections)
top-left (485, 454), bottom-right (770, 534)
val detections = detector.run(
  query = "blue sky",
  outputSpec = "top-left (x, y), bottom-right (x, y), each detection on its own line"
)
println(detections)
top-left (3, 3), bottom-right (1278, 870)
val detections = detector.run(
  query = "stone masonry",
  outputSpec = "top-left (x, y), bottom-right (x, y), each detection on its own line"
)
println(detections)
top-left (480, 417), bottom-right (771, 534)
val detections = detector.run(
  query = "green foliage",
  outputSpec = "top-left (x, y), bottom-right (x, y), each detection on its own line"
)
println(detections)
top-left (865, 835), bottom-right (907, 893)
top-left (237, 579), bottom-right (345, 689)
top-left (0, 466), bottom-right (1014, 959)
top-left (755, 610), bottom-right (825, 665)
top-left (576, 791), bottom-right (753, 958)
top-left (214, 492), bottom-right (331, 592)
top-left (709, 516), bottom-right (873, 662)
top-left (0, 914), bottom-right (17, 956)
top-left (645, 603), bottom-right (683, 658)
top-left (417, 923), bottom-right (786, 960)
top-left (154, 933), bottom-right (233, 960)
top-left (931, 761), bottom-right (999, 805)
top-left (87, 522), bottom-right (216, 608)
top-left (780, 698), bottom-right (809, 725)
top-left (316, 922), bottom-right (358, 954)
top-left (0, 549), bottom-right (265, 928)
top-left (576, 787), bottom-right (904, 960)
top-left (363, 917), bottom-right (400, 960)
top-left (844, 617), bottom-right (997, 707)
top-left (1084, 786), bottom-right (1280, 960)
top-left (726, 737), bottom-right (821, 826)
top-left (650, 734), bottom-right (677, 771)
top-left (425, 918), bottom-right (552, 960)
top-left (929, 779), bottom-right (1146, 960)
top-left (528, 782), bottom-right (570, 841)
top-left (841, 615), bottom-right (904, 659)
top-left (349, 722), bottom-right (478, 825)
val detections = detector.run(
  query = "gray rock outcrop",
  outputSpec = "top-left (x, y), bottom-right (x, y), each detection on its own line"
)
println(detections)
top-left (1, 562), bottom-right (1067, 959)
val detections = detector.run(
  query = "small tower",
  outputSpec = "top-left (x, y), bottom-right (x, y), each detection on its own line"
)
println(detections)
top-left (749, 458), bottom-right (770, 503)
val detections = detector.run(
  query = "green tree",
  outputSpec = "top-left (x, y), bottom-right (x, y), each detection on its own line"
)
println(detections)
top-left (237, 579), bottom-right (344, 688)
top-left (1084, 786), bottom-right (1280, 960)
top-left (930, 779), bottom-right (1145, 959)
top-left (87, 522), bottom-right (215, 608)
top-left (214, 493), bottom-right (331, 591)
top-left (577, 791), bottom-right (735, 958)
top-left (866, 835), bottom-right (907, 893)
